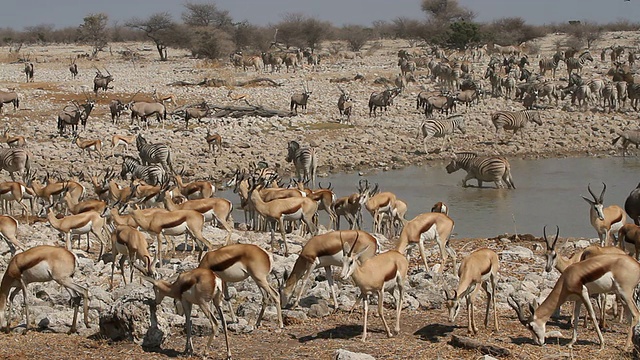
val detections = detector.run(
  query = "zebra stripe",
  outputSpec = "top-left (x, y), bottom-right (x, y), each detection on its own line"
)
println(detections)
top-left (566, 51), bottom-right (593, 75)
top-left (120, 156), bottom-right (167, 185)
top-left (420, 115), bottom-right (466, 153)
top-left (136, 134), bottom-right (175, 174)
top-left (491, 110), bottom-right (542, 136)
top-left (445, 152), bottom-right (515, 189)
top-left (286, 141), bottom-right (317, 187)
top-left (538, 52), bottom-right (563, 78)
top-left (0, 148), bottom-right (30, 181)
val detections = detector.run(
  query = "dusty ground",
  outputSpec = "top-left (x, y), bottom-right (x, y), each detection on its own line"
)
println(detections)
top-left (0, 31), bottom-right (640, 360)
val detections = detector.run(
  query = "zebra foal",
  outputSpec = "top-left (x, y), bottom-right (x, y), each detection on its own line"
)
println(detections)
top-left (286, 140), bottom-right (317, 187)
top-left (419, 114), bottom-right (466, 153)
top-left (0, 148), bottom-right (31, 181)
top-left (119, 156), bottom-right (167, 186)
top-left (491, 110), bottom-right (542, 139)
top-left (446, 152), bottom-right (515, 189)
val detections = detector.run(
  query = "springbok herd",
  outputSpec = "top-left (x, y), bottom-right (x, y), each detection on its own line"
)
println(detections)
top-left (1, 32), bottom-right (640, 358)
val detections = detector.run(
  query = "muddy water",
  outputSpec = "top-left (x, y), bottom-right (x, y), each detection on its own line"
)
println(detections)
top-left (219, 157), bottom-right (640, 239)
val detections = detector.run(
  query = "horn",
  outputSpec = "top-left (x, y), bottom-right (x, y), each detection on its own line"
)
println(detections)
top-left (587, 183), bottom-right (598, 202)
top-left (348, 232), bottom-right (360, 257)
top-left (599, 182), bottom-right (606, 203)
top-left (553, 225), bottom-right (560, 248)
top-left (507, 294), bottom-right (528, 326)
top-left (543, 225), bottom-right (550, 248)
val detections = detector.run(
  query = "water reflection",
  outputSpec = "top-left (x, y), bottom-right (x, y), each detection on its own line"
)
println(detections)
top-left (218, 157), bottom-right (640, 239)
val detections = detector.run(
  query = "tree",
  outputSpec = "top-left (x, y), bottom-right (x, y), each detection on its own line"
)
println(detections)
top-left (275, 13), bottom-right (333, 50)
top-left (182, 2), bottom-right (233, 29)
top-left (567, 21), bottom-right (603, 49)
top-left (126, 13), bottom-right (176, 61)
top-left (447, 21), bottom-right (479, 49)
top-left (421, 0), bottom-right (475, 23)
top-left (23, 24), bottom-right (54, 44)
top-left (339, 25), bottom-right (372, 51)
top-left (77, 13), bottom-right (109, 57)
top-left (189, 27), bottom-right (234, 59)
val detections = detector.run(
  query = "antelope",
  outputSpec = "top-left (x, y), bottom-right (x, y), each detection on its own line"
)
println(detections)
top-left (205, 128), bottom-right (222, 154)
top-left (110, 225), bottom-right (153, 289)
top-left (0, 181), bottom-right (32, 221)
top-left (104, 207), bottom-right (138, 228)
top-left (0, 245), bottom-right (89, 333)
top-left (40, 206), bottom-right (109, 259)
top-left (248, 177), bottom-right (318, 256)
top-left (174, 172), bottom-right (214, 199)
top-left (57, 99), bottom-right (95, 134)
top-left (508, 254), bottom-right (640, 350)
top-left (142, 268), bottom-right (231, 358)
top-left (279, 230), bottom-right (378, 309)
top-left (581, 183), bottom-right (626, 246)
top-left (0, 215), bottom-right (23, 254)
top-left (89, 170), bottom-right (113, 203)
top-left (333, 180), bottom-right (371, 230)
top-left (227, 89), bottom-right (249, 103)
top-left (73, 134), bottom-right (103, 159)
top-left (290, 82), bottom-right (312, 114)
top-left (444, 248), bottom-right (499, 334)
top-left (301, 182), bottom-right (337, 229)
top-left (110, 134), bottom-right (136, 156)
top-left (123, 180), bottom-right (167, 209)
top-left (69, 57), bottom-right (78, 79)
top-left (337, 86), bottom-right (353, 122)
top-left (28, 174), bottom-right (68, 210)
top-left (152, 89), bottom-right (178, 108)
top-left (109, 99), bottom-right (127, 124)
top-left (341, 234), bottom-right (409, 342)
top-left (396, 212), bottom-right (456, 274)
top-left (364, 185), bottom-right (397, 234)
top-left (163, 192), bottom-right (233, 246)
top-left (129, 101), bottom-right (166, 129)
top-left (431, 201), bottom-right (449, 215)
top-left (0, 126), bottom-right (25, 148)
top-left (24, 62), bottom-right (34, 83)
top-left (184, 101), bottom-right (208, 129)
top-left (0, 91), bottom-right (19, 114)
top-left (93, 67), bottom-right (113, 94)
top-left (617, 223), bottom-right (640, 260)
top-left (107, 178), bottom-right (134, 206)
top-left (198, 244), bottom-right (284, 328)
top-left (63, 192), bottom-right (106, 216)
top-left (126, 206), bottom-right (214, 266)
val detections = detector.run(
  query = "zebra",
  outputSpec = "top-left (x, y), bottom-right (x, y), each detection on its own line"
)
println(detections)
top-left (491, 110), bottom-right (542, 139)
top-left (484, 66), bottom-right (502, 97)
top-left (602, 82), bottom-right (618, 113)
top-left (286, 140), bottom-right (317, 187)
top-left (445, 152), bottom-right (515, 189)
top-left (419, 114), bottom-right (466, 153)
top-left (565, 51), bottom-right (594, 76)
top-left (119, 155), bottom-right (167, 186)
top-left (136, 134), bottom-right (175, 174)
top-left (539, 51), bottom-right (564, 79)
top-left (0, 148), bottom-right (30, 181)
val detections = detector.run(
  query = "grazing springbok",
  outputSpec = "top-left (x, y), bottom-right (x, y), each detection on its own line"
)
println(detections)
top-left (581, 183), bottom-right (626, 246)
top-left (396, 212), bottom-right (456, 274)
top-left (508, 254), bottom-right (640, 350)
top-left (0, 246), bottom-right (89, 333)
top-left (198, 244), bottom-right (284, 328)
top-left (444, 248), bottom-right (499, 334)
top-left (279, 230), bottom-right (377, 309)
top-left (41, 206), bottom-right (109, 259)
top-left (0, 215), bottom-right (23, 254)
top-left (143, 268), bottom-right (231, 358)
top-left (341, 234), bottom-right (408, 342)
top-left (110, 225), bottom-right (153, 289)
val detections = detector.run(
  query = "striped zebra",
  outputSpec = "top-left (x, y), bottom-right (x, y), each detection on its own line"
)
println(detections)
top-left (491, 110), bottom-right (542, 138)
top-left (0, 148), bottom-right (30, 181)
top-left (445, 152), bottom-right (515, 189)
top-left (286, 140), bottom-right (317, 187)
top-left (565, 51), bottom-right (594, 76)
top-left (136, 134), bottom-right (175, 174)
top-left (120, 155), bottom-right (167, 186)
top-left (419, 114), bottom-right (466, 153)
top-left (539, 51), bottom-right (564, 79)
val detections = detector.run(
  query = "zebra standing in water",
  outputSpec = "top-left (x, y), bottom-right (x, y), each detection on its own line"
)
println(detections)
top-left (136, 134), bottom-right (175, 174)
top-left (419, 114), bottom-right (466, 153)
top-left (565, 51), bottom-right (594, 76)
top-left (119, 155), bottom-right (167, 186)
top-left (0, 148), bottom-right (30, 181)
top-left (539, 51), bottom-right (564, 79)
top-left (445, 152), bottom-right (516, 189)
top-left (491, 110), bottom-right (542, 139)
top-left (286, 140), bottom-right (317, 187)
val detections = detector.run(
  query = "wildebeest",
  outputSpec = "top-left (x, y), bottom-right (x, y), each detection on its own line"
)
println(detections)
top-left (0, 91), bottom-right (19, 114)
top-left (625, 183), bottom-right (640, 225)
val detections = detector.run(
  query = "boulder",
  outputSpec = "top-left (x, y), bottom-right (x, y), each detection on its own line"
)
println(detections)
top-left (335, 349), bottom-right (376, 360)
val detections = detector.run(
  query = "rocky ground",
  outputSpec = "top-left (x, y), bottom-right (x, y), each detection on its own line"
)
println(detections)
top-left (0, 31), bottom-right (639, 359)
